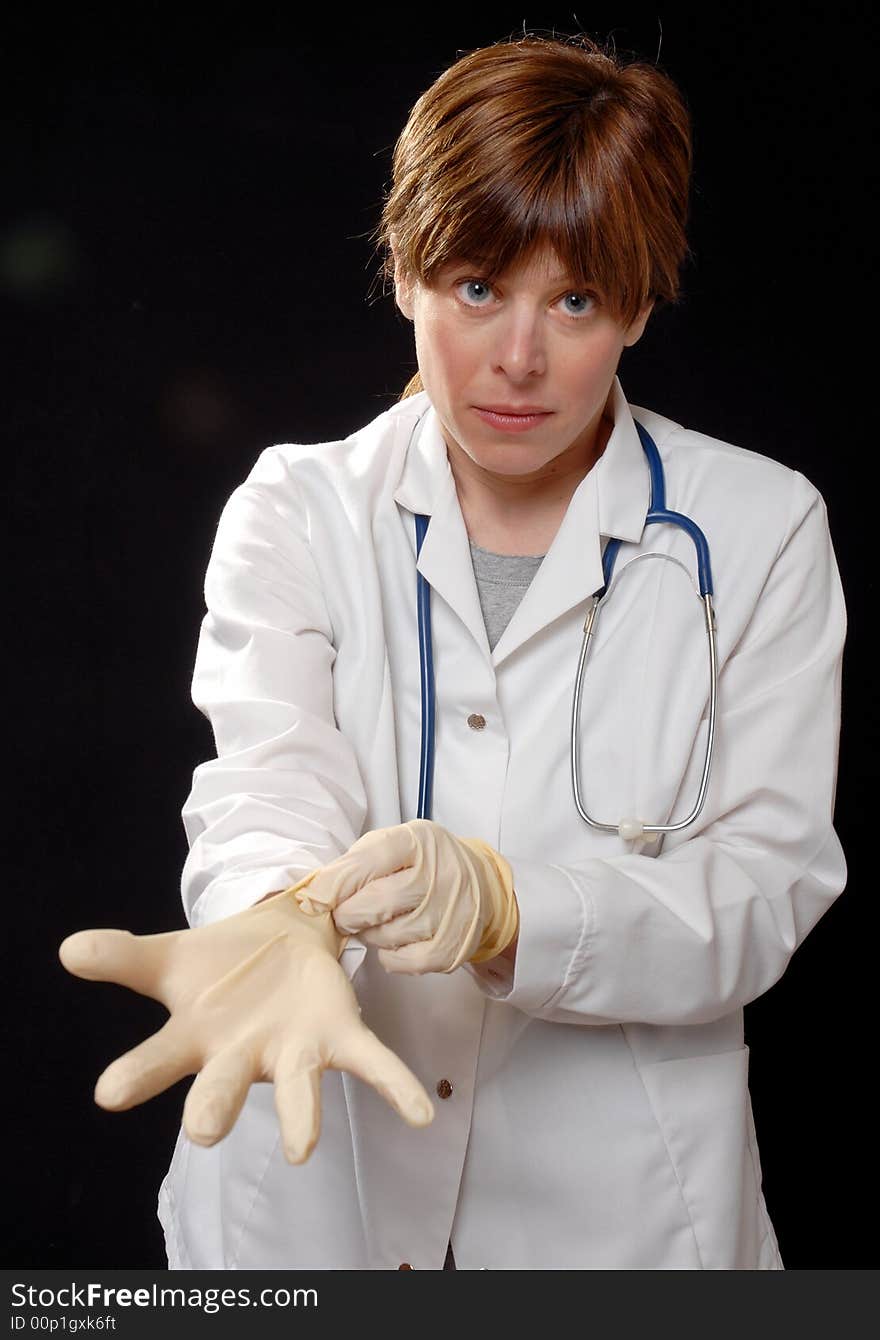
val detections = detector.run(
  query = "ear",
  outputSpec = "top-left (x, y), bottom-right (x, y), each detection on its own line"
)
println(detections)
top-left (622, 299), bottom-right (655, 348)
top-left (390, 232), bottom-right (415, 321)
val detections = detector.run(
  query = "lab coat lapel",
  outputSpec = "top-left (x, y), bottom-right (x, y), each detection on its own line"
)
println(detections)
top-left (392, 402), bottom-right (493, 660)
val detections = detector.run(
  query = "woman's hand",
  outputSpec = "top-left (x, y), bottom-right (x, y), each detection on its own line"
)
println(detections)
top-left (297, 819), bottom-right (519, 974)
top-left (58, 878), bottom-right (434, 1164)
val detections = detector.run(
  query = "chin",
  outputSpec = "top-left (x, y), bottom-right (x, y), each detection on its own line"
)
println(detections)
top-left (476, 450), bottom-right (556, 475)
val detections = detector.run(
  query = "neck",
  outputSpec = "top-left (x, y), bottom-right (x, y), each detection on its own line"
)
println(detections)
top-left (446, 410), bottom-right (613, 553)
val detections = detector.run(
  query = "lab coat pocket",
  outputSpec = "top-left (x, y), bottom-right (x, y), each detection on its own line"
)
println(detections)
top-left (636, 1046), bottom-right (774, 1269)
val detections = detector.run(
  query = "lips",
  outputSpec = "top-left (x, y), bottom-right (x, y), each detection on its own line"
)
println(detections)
top-left (472, 406), bottom-right (552, 433)
top-left (477, 405), bottom-right (550, 415)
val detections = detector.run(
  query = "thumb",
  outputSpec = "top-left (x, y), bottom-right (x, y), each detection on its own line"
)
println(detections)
top-left (59, 927), bottom-right (178, 1002)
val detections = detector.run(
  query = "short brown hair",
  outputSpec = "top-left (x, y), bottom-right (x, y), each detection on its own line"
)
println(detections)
top-left (371, 33), bottom-right (693, 399)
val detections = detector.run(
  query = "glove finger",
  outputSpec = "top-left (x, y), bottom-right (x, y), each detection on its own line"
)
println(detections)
top-left (377, 941), bottom-right (450, 975)
top-left (273, 1041), bottom-right (324, 1164)
top-left (356, 913), bottom-right (432, 950)
top-left (182, 1047), bottom-right (257, 1147)
top-left (94, 1015), bottom-right (201, 1111)
top-left (330, 1025), bottom-right (434, 1128)
top-left (59, 928), bottom-right (178, 1003)
top-left (296, 825), bottom-right (419, 913)
top-left (330, 868), bottom-right (426, 933)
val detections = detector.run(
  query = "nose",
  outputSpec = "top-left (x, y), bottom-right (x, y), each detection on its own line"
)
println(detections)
top-left (491, 302), bottom-right (547, 381)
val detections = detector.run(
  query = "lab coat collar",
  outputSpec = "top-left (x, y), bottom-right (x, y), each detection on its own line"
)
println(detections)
top-left (391, 375), bottom-right (650, 668)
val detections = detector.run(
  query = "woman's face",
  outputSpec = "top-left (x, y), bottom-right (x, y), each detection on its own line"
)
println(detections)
top-left (394, 242), bottom-right (653, 482)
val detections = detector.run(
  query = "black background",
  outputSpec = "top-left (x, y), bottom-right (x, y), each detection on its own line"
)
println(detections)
top-left (4, 8), bottom-right (874, 1268)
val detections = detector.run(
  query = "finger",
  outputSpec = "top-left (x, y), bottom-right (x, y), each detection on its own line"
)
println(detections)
top-left (356, 916), bottom-right (431, 950)
top-left (297, 826), bottom-right (418, 914)
top-left (330, 1025), bottom-right (434, 1128)
top-left (377, 941), bottom-right (445, 975)
top-left (94, 1015), bottom-right (200, 1111)
top-left (273, 1041), bottom-right (324, 1164)
top-left (182, 1047), bottom-right (258, 1148)
top-left (330, 868), bottom-right (426, 933)
top-left (59, 927), bottom-right (178, 1002)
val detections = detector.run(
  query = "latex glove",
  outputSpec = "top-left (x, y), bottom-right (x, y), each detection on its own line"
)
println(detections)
top-left (296, 819), bottom-right (519, 974)
top-left (58, 870), bottom-right (434, 1163)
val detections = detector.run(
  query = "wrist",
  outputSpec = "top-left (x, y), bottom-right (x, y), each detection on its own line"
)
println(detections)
top-left (250, 877), bottom-right (348, 961)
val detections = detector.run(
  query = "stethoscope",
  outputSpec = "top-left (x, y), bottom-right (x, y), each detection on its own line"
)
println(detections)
top-left (414, 420), bottom-right (718, 844)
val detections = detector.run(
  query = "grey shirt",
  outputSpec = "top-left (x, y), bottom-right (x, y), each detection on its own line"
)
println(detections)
top-left (468, 540), bottom-right (546, 651)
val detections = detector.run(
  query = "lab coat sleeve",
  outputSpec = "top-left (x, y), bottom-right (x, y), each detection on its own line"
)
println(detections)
top-left (179, 447), bottom-right (368, 976)
top-left (465, 470), bottom-right (847, 1026)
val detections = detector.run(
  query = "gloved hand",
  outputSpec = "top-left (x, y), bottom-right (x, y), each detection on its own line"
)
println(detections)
top-left (58, 870), bottom-right (434, 1164)
top-left (295, 818), bottom-right (519, 974)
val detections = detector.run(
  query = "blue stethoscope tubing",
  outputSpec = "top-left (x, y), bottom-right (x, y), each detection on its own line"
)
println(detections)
top-left (415, 510), bottom-right (436, 822)
top-left (414, 420), bottom-right (719, 842)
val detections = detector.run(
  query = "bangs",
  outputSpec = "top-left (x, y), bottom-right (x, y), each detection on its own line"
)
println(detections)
top-left (413, 187), bottom-right (642, 319)
top-left (399, 130), bottom-right (659, 328)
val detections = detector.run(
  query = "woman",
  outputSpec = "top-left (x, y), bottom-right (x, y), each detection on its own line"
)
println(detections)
top-left (60, 33), bottom-right (847, 1270)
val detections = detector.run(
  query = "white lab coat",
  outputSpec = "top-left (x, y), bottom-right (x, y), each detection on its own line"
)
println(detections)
top-left (157, 376), bottom-right (847, 1270)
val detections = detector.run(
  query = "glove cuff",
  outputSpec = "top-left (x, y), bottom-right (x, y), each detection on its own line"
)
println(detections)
top-left (458, 839), bottom-right (520, 964)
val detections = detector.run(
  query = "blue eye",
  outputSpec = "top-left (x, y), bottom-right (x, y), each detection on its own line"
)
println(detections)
top-left (559, 292), bottom-right (596, 319)
top-left (454, 278), bottom-right (597, 318)
top-left (458, 279), bottom-right (493, 305)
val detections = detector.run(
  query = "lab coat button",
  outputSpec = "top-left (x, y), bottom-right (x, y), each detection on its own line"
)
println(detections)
top-left (467, 713), bottom-right (486, 730)
top-left (436, 1078), bottom-right (453, 1099)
